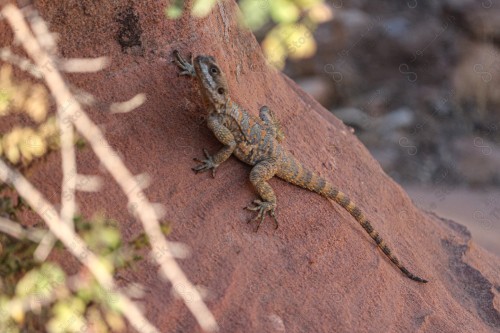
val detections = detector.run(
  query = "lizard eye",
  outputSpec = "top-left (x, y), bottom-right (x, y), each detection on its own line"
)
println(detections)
top-left (210, 66), bottom-right (219, 74)
top-left (217, 87), bottom-right (225, 95)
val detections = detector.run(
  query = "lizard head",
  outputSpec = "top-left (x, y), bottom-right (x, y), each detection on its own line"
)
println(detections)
top-left (194, 55), bottom-right (229, 107)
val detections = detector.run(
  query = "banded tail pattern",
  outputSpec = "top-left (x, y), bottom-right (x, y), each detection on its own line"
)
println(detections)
top-left (276, 153), bottom-right (428, 283)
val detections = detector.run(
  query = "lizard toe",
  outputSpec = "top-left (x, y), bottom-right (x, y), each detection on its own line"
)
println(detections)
top-left (245, 200), bottom-right (278, 231)
top-left (192, 150), bottom-right (218, 175)
top-left (270, 210), bottom-right (279, 229)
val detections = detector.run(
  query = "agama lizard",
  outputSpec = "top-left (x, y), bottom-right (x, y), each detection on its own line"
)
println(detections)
top-left (173, 50), bottom-right (427, 283)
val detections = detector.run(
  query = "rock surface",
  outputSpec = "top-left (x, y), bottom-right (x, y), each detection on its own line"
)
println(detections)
top-left (1, 1), bottom-right (500, 332)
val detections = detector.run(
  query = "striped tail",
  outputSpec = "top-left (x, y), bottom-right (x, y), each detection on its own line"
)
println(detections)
top-left (326, 188), bottom-right (427, 283)
top-left (276, 155), bottom-right (428, 283)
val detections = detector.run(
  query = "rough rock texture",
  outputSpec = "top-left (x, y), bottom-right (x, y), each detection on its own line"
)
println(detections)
top-left (1, 1), bottom-right (500, 332)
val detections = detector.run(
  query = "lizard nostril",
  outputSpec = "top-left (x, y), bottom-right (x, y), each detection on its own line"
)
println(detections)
top-left (217, 87), bottom-right (225, 95)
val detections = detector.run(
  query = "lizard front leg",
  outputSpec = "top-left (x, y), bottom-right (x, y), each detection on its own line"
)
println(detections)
top-left (259, 106), bottom-right (285, 143)
top-left (193, 113), bottom-right (236, 177)
top-left (173, 50), bottom-right (196, 77)
top-left (245, 158), bottom-right (279, 231)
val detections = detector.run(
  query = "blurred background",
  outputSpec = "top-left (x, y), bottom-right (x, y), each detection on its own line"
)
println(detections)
top-left (235, 0), bottom-right (500, 255)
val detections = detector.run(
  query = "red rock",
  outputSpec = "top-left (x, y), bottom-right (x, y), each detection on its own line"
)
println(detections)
top-left (1, 1), bottom-right (499, 332)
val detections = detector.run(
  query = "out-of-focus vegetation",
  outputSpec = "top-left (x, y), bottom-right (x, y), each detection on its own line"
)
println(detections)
top-left (166, 0), bottom-right (332, 69)
top-left (0, 65), bottom-right (60, 165)
top-left (0, 65), bottom-right (48, 122)
top-left (0, 191), bottom-right (169, 333)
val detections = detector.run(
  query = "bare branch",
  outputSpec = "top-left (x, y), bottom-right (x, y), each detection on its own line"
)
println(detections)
top-left (75, 174), bottom-right (102, 192)
top-left (110, 93), bottom-right (147, 114)
top-left (59, 57), bottom-right (109, 73)
top-left (58, 110), bottom-right (77, 231)
top-left (33, 232), bottom-right (58, 261)
top-left (0, 216), bottom-right (47, 242)
top-left (0, 47), bottom-right (42, 78)
top-left (34, 106), bottom-right (78, 261)
top-left (23, 5), bottom-right (57, 54)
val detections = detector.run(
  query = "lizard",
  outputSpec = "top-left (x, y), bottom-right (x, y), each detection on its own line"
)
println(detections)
top-left (173, 50), bottom-right (428, 283)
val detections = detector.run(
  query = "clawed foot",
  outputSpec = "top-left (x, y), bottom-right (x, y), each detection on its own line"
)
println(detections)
top-left (173, 50), bottom-right (196, 77)
top-left (192, 149), bottom-right (218, 178)
top-left (244, 200), bottom-right (278, 232)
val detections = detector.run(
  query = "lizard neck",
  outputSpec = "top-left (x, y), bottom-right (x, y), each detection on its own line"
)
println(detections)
top-left (213, 97), bottom-right (233, 115)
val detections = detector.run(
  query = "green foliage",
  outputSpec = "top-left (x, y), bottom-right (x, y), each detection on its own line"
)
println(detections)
top-left (192, 0), bottom-right (218, 17)
top-left (167, 0), bottom-right (218, 18)
top-left (0, 192), bottom-right (171, 333)
top-left (15, 263), bottom-right (66, 299)
top-left (165, 0), bottom-right (331, 69)
top-left (46, 298), bottom-right (87, 333)
top-left (0, 65), bottom-right (62, 165)
top-left (262, 22), bottom-right (316, 68)
top-left (243, 0), bottom-right (329, 69)
top-left (0, 193), bottom-right (48, 332)
top-left (269, 0), bottom-right (300, 24)
top-left (0, 65), bottom-right (48, 122)
top-left (237, 0), bottom-right (270, 31)
top-left (166, 0), bottom-right (186, 18)
top-left (0, 89), bottom-right (9, 112)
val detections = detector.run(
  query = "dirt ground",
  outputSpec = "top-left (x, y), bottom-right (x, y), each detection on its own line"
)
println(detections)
top-left (405, 185), bottom-right (500, 256)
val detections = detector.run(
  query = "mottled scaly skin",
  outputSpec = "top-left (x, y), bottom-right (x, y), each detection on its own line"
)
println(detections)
top-left (173, 51), bottom-right (427, 283)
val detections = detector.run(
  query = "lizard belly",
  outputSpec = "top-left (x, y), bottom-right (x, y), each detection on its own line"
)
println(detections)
top-left (233, 142), bottom-right (258, 165)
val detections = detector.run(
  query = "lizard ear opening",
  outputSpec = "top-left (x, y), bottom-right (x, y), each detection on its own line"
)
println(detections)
top-left (217, 87), bottom-right (225, 95)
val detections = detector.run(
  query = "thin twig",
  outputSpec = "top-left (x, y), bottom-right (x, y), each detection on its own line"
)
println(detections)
top-left (34, 107), bottom-right (78, 261)
top-left (110, 93), bottom-right (146, 113)
top-left (28, 5), bottom-right (78, 260)
top-left (0, 216), bottom-right (47, 242)
top-left (0, 47), bottom-right (43, 78)
top-left (59, 57), bottom-right (109, 73)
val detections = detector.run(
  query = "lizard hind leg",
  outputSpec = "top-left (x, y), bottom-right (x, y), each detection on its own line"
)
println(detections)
top-left (245, 159), bottom-right (279, 231)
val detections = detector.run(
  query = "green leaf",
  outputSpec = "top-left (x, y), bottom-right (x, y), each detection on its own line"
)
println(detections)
top-left (262, 31), bottom-right (287, 69)
top-left (192, 0), bottom-right (217, 17)
top-left (166, 0), bottom-right (184, 19)
top-left (166, 6), bottom-right (183, 19)
top-left (47, 298), bottom-right (86, 333)
top-left (15, 263), bottom-right (65, 299)
top-left (0, 297), bottom-right (19, 333)
top-left (238, 0), bottom-right (271, 31)
top-left (295, 0), bottom-right (322, 9)
top-left (269, 0), bottom-right (299, 24)
top-left (98, 227), bottom-right (121, 250)
top-left (0, 89), bottom-right (10, 116)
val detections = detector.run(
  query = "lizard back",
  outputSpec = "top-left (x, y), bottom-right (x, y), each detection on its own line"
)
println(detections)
top-left (220, 99), bottom-right (282, 166)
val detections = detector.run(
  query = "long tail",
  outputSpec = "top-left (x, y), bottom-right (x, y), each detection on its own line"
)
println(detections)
top-left (276, 154), bottom-right (428, 283)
